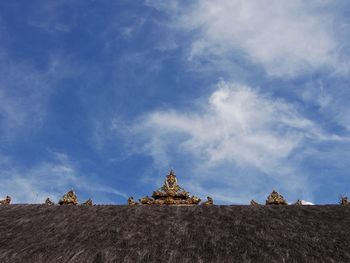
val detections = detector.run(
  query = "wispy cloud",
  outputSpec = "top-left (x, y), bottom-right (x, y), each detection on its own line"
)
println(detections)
top-left (0, 151), bottom-right (127, 204)
top-left (0, 52), bottom-right (74, 142)
top-left (1, 1), bottom-right (348, 205)
top-left (147, 0), bottom-right (347, 77)
top-left (130, 81), bottom-right (344, 203)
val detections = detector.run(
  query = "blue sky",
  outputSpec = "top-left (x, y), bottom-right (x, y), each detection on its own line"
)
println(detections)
top-left (0, 0), bottom-right (350, 204)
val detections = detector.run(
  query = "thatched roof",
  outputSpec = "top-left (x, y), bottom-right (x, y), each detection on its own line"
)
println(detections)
top-left (0, 205), bottom-right (349, 262)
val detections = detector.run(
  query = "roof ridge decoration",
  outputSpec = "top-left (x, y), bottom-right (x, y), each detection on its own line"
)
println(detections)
top-left (127, 197), bottom-right (139, 206)
top-left (0, 195), bottom-right (11, 205)
top-left (134, 169), bottom-right (202, 205)
top-left (250, 199), bottom-right (260, 206)
top-left (58, 190), bottom-right (78, 205)
top-left (265, 189), bottom-right (288, 205)
top-left (202, 196), bottom-right (214, 205)
top-left (82, 198), bottom-right (93, 206)
top-left (294, 199), bottom-right (303, 206)
top-left (340, 196), bottom-right (349, 205)
top-left (45, 198), bottom-right (55, 205)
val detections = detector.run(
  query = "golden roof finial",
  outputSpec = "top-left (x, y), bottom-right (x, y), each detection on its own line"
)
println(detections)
top-left (45, 198), bottom-right (55, 205)
top-left (138, 170), bottom-right (201, 205)
top-left (58, 189), bottom-right (78, 205)
top-left (340, 196), bottom-right (349, 205)
top-left (0, 195), bottom-right (11, 205)
top-left (202, 196), bottom-right (214, 205)
top-left (266, 190), bottom-right (288, 205)
top-left (128, 196), bottom-right (139, 206)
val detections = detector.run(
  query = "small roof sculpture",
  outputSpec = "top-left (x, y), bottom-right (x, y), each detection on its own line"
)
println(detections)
top-left (266, 190), bottom-right (288, 205)
top-left (58, 190), bottom-right (78, 205)
top-left (136, 169), bottom-right (201, 205)
top-left (294, 199), bottom-right (303, 206)
top-left (82, 198), bottom-right (93, 206)
top-left (250, 199), bottom-right (260, 206)
top-left (202, 196), bottom-right (214, 205)
top-left (45, 198), bottom-right (55, 205)
top-left (0, 195), bottom-right (11, 205)
top-left (340, 196), bottom-right (349, 205)
top-left (127, 196), bottom-right (138, 206)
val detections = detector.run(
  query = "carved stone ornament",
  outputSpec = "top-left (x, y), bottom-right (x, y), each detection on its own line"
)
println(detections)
top-left (58, 190), bottom-right (78, 205)
top-left (139, 169), bottom-right (201, 205)
top-left (128, 196), bottom-right (139, 206)
top-left (45, 198), bottom-right (55, 205)
top-left (82, 198), bottom-right (93, 206)
top-left (294, 199), bottom-right (303, 206)
top-left (265, 190), bottom-right (288, 205)
top-left (139, 196), bottom-right (154, 205)
top-left (0, 195), bottom-right (11, 205)
top-left (340, 196), bottom-right (349, 205)
top-left (250, 199), bottom-right (260, 206)
top-left (202, 196), bottom-right (214, 205)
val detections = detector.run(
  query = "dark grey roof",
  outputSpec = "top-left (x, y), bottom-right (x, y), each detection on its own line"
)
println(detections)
top-left (0, 205), bottom-right (349, 263)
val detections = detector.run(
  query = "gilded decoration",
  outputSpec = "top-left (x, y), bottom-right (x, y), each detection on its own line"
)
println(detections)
top-left (266, 190), bottom-right (288, 205)
top-left (294, 199), bottom-right (303, 206)
top-left (138, 169), bottom-right (201, 205)
top-left (250, 199), bottom-right (260, 206)
top-left (128, 197), bottom-right (139, 205)
top-left (202, 196), bottom-right (214, 205)
top-left (82, 198), bottom-right (93, 206)
top-left (58, 190), bottom-right (78, 205)
top-left (0, 195), bottom-right (11, 205)
top-left (340, 196), bottom-right (349, 205)
top-left (45, 198), bottom-right (55, 205)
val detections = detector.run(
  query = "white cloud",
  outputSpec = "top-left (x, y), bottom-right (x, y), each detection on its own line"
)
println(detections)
top-left (301, 200), bottom-right (314, 205)
top-left (131, 81), bottom-right (340, 203)
top-left (148, 0), bottom-right (345, 77)
top-left (137, 81), bottom-right (318, 171)
top-left (0, 152), bottom-right (127, 204)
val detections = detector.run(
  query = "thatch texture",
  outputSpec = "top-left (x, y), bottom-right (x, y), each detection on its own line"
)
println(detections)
top-left (0, 205), bottom-right (349, 262)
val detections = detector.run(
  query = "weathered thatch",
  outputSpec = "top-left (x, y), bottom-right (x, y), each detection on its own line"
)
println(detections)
top-left (0, 205), bottom-right (349, 262)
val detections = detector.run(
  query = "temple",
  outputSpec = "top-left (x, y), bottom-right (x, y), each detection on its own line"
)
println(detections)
top-left (265, 190), bottom-right (288, 205)
top-left (137, 170), bottom-right (201, 205)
